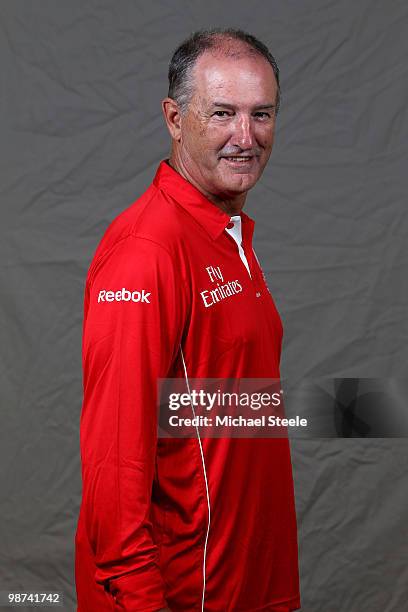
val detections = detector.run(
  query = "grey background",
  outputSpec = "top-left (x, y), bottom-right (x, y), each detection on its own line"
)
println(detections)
top-left (1, 1), bottom-right (407, 610)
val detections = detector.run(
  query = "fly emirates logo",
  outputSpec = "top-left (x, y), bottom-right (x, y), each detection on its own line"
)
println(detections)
top-left (201, 265), bottom-right (242, 308)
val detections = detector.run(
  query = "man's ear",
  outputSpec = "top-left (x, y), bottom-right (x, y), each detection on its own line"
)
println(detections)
top-left (161, 97), bottom-right (182, 142)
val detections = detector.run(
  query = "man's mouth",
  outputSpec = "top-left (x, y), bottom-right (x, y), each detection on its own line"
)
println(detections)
top-left (221, 156), bottom-right (256, 165)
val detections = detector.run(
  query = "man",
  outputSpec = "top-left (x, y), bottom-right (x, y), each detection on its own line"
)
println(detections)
top-left (75, 28), bottom-right (301, 611)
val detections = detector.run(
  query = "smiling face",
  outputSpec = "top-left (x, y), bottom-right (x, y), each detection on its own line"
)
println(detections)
top-left (163, 45), bottom-right (278, 210)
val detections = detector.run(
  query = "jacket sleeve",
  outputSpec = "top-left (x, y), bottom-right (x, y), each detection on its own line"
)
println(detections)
top-left (79, 234), bottom-right (187, 611)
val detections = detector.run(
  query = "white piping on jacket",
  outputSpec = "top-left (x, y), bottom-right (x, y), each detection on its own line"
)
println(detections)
top-left (252, 246), bottom-right (261, 268)
top-left (180, 346), bottom-right (211, 612)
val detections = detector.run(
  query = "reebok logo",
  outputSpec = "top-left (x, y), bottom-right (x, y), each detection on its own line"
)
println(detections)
top-left (98, 288), bottom-right (151, 303)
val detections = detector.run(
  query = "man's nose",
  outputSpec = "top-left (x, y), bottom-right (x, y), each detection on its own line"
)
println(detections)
top-left (231, 115), bottom-right (255, 149)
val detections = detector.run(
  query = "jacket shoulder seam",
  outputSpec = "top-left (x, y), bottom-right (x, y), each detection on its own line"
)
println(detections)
top-left (87, 233), bottom-right (173, 289)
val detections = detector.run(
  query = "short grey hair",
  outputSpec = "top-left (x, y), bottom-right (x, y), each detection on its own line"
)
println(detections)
top-left (168, 28), bottom-right (281, 115)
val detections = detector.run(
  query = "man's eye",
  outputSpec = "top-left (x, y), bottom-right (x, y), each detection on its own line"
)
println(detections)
top-left (213, 110), bottom-right (231, 117)
top-left (254, 112), bottom-right (271, 119)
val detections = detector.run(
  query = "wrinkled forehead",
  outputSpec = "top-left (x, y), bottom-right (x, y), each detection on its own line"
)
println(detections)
top-left (191, 48), bottom-right (278, 107)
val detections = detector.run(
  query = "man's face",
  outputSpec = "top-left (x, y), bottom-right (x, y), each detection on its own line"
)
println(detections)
top-left (176, 50), bottom-right (278, 198)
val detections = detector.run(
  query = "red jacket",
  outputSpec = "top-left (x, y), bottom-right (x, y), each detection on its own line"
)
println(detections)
top-left (75, 160), bottom-right (300, 611)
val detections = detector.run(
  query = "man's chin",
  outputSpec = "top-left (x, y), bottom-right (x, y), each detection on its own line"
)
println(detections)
top-left (219, 173), bottom-right (258, 195)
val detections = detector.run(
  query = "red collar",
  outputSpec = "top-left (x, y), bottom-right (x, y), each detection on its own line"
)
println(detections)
top-left (153, 159), bottom-right (255, 242)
